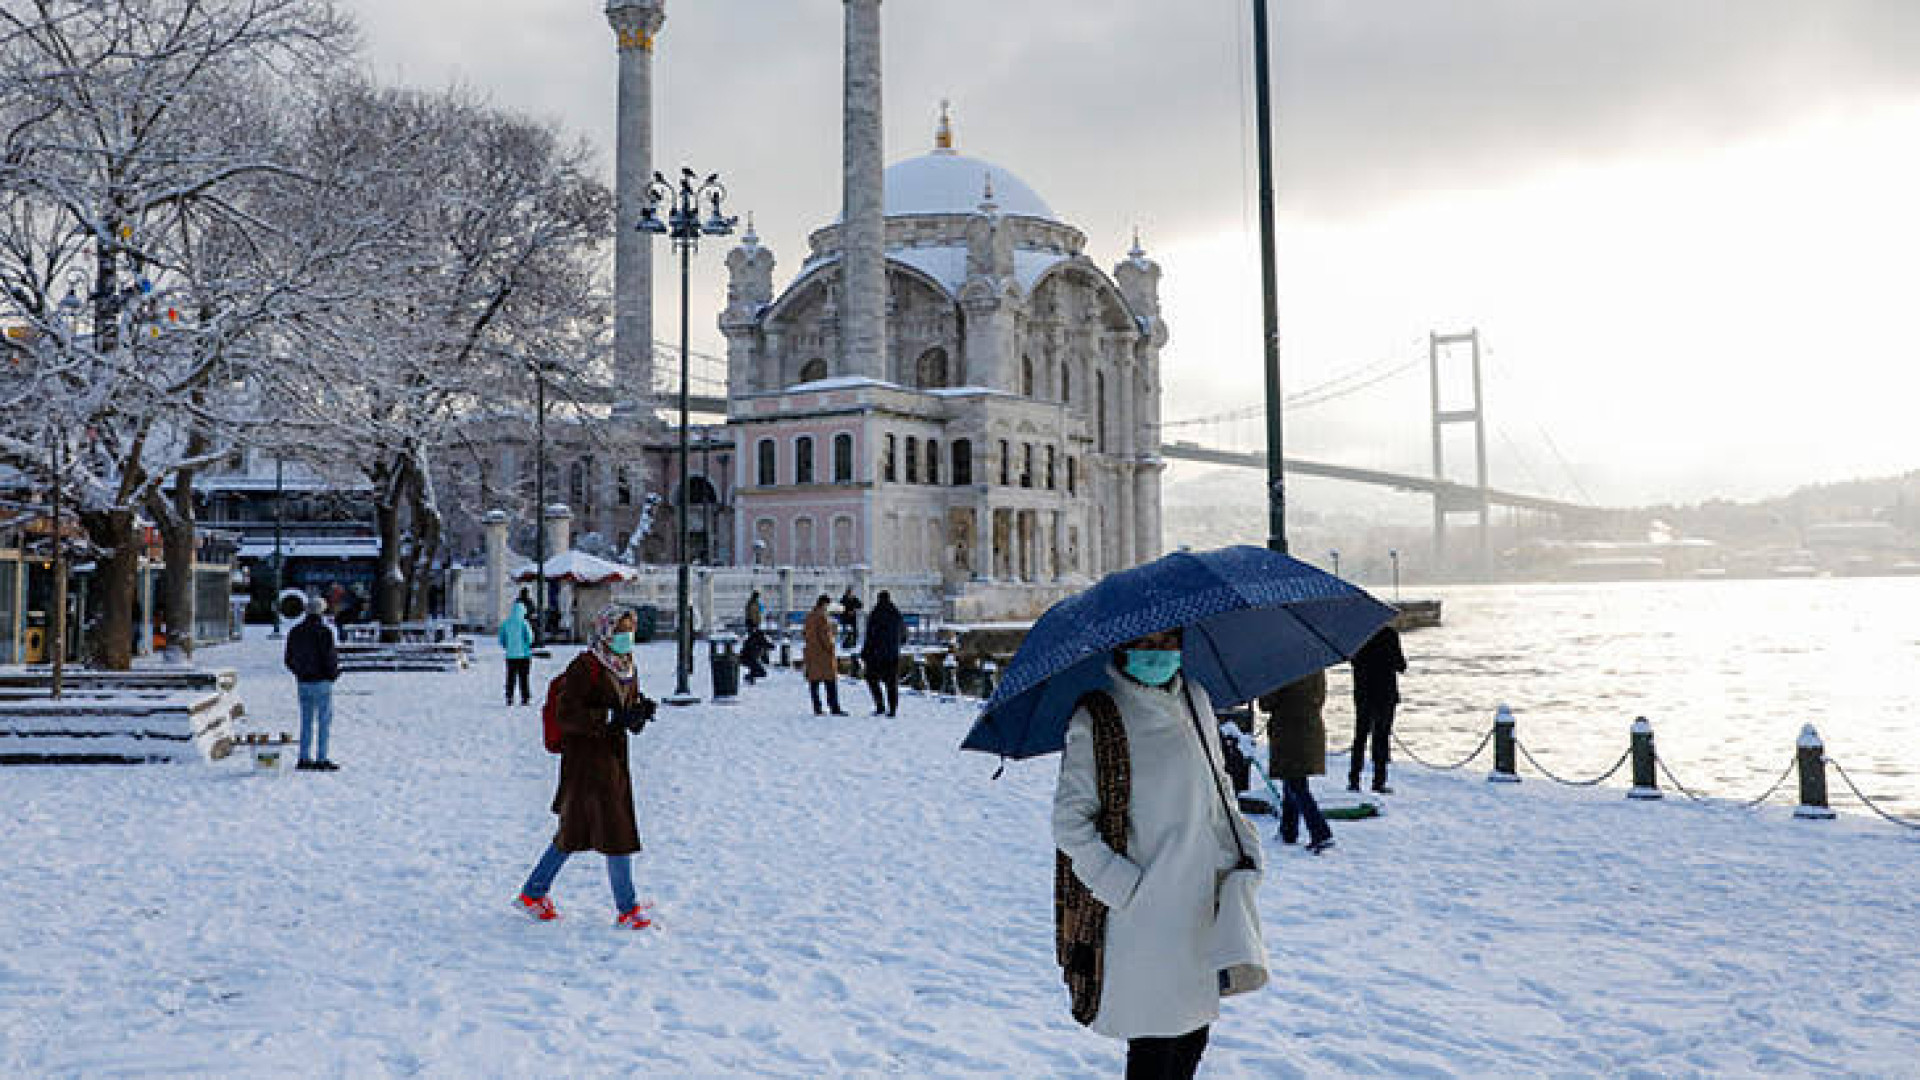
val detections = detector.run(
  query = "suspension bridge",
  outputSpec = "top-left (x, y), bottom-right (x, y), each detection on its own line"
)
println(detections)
top-left (637, 329), bottom-right (1609, 563)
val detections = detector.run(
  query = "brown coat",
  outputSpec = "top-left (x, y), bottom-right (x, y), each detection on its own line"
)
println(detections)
top-left (549, 652), bottom-right (643, 855)
top-left (802, 607), bottom-right (837, 681)
top-left (1260, 669), bottom-right (1327, 780)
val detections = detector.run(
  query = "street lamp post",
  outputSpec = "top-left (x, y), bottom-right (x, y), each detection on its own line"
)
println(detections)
top-left (532, 359), bottom-right (547, 649)
top-left (1330, 550), bottom-right (1341, 579)
top-left (269, 453), bottom-right (285, 639)
top-left (638, 167), bottom-right (735, 706)
top-left (1389, 548), bottom-right (1401, 602)
top-left (1252, 0), bottom-right (1287, 555)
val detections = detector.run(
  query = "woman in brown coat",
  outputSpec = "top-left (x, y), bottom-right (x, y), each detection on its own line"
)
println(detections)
top-left (1259, 669), bottom-right (1334, 853)
top-left (514, 606), bottom-right (658, 927)
top-left (802, 593), bottom-right (846, 715)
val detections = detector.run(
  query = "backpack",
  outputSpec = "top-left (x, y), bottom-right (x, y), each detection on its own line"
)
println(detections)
top-left (1054, 690), bottom-right (1128, 1027)
top-left (540, 674), bottom-right (565, 754)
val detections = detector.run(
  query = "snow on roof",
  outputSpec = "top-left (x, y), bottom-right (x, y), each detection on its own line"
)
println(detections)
top-left (512, 549), bottom-right (638, 585)
top-left (887, 245), bottom-right (1072, 300)
top-left (878, 152), bottom-right (1056, 221)
top-left (784, 375), bottom-right (900, 393)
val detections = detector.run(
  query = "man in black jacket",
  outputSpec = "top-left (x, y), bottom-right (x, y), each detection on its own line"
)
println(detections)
top-left (1348, 625), bottom-right (1408, 794)
top-left (859, 591), bottom-right (906, 716)
top-left (283, 596), bottom-right (342, 771)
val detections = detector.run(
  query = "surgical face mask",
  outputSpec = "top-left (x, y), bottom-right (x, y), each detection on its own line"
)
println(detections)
top-left (1124, 648), bottom-right (1182, 686)
top-left (609, 631), bottom-right (635, 656)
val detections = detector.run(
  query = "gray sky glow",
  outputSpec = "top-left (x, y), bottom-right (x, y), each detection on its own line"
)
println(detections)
top-left (344, 0), bottom-right (1920, 510)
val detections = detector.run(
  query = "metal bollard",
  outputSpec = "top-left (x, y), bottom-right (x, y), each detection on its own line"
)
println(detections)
top-left (941, 655), bottom-right (959, 700)
top-left (980, 660), bottom-right (997, 700)
top-left (778, 633), bottom-right (792, 669)
top-left (1488, 704), bottom-right (1521, 783)
top-left (1628, 716), bottom-right (1662, 800)
top-left (1793, 724), bottom-right (1836, 820)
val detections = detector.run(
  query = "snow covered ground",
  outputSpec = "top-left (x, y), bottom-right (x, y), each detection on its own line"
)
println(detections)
top-left (3, 629), bottom-right (1916, 1077)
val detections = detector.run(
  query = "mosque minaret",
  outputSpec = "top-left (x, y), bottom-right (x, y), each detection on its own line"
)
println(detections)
top-left (840, 0), bottom-right (887, 381)
top-left (605, 0), bottom-right (667, 408)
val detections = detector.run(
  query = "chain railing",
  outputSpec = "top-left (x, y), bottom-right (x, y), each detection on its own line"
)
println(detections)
top-left (1387, 708), bottom-right (1919, 834)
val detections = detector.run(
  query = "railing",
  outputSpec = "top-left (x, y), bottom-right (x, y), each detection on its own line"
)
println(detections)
top-left (1390, 705), bottom-right (1918, 832)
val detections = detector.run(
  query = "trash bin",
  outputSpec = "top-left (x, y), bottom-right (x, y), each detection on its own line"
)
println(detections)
top-left (709, 633), bottom-right (741, 703)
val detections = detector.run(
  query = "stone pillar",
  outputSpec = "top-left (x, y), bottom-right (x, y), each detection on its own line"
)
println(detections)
top-left (1051, 509), bottom-right (1065, 580)
top-left (484, 509), bottom-right (510, 629)
top-left (697, 567), bottom-right (715, 638)
top-left (777, 565), bottom-right (795, 631)
top-left (606, 1), bottom-right (667, 410)
top-left (974, 502), bottom-right (993, 581)
top-left (1133, 464), bottom-right (1162, 562)
top-left (841, 0), bottom-right (886, 379)
top-left (543, 504), bottom-right (573, 558)
top-left (1115, 468), bottom-right (1135, 569)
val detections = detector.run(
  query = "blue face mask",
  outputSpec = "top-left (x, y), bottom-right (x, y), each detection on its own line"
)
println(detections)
top-left (1123, 648), bottom-right (1182, 686)
top-left (609, 631), bottom-right (635, 656)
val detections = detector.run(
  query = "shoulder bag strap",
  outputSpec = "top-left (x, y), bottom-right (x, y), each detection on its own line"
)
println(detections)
top-left (1180, 680), bottom-right (1256, 871)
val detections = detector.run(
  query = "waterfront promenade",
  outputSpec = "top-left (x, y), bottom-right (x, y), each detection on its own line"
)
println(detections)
top-left (2, 630), bottom-right (1914, 1076)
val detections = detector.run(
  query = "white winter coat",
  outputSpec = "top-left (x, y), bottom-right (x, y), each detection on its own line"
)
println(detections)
top-left (1052, 665), bottom-right (1269, 1040)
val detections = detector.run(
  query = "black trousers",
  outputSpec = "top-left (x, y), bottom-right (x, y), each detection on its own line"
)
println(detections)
top-left (1350, 700), bottom-right (1396, 787)
top-left (808, 678), bottom-right (841, 714)
top-left (1126, 1025), bottom-right (1209, 1080)
top-left (864, 659), bottom-right (899, 715)
top-left (504, 657), bottom-right (531, 704)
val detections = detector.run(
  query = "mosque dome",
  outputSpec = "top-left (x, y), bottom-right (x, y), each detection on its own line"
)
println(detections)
top-left (879, 104), bottom-right (1056, 221)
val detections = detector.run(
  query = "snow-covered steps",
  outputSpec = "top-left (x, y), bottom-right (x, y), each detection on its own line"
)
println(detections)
top-left (336, 640), bottom-right (472, 673)
top-left (0, 669), bottom-right (243, 765)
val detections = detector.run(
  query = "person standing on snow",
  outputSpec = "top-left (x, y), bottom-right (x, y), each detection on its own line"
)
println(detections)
top-left (1260, 669), bottom-right (1335, 853)
top-left (1348, 624), bottom-right (1408, 794)
top-left (514, 606), bottom-right (658, 929)
top-left (803, 594), bottom-right (846, 716)
top-left (1052, 626), bottom-right (1268, 1079)
top-left (283, 595), bottom-right (341, 772)
top-left (744, 589), bottom-right (764, 633)
top-left (837, 587), bottom-right (863, 648)
top-left (859, 590), bottom-right (905, 717)
top-left (498, 601), bottom-right (535, 706)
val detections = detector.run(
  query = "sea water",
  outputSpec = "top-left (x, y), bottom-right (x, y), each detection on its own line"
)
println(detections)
top-left (1325, 576), bottom-right (1920, 819)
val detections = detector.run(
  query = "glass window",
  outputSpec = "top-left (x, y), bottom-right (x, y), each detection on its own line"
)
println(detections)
top-left (1021, 444), bottom-right (1034, 488)
top-left (795, 436), bottom-right (815, 485)
top-left (616, 466), bottom-right (633, 506)
top-left (1097, 373), bottom-right (1108, 453)
top-left (832, 433), bottom-right (853, 483)
top-left (798, 358), bottom-right (828, 384)
top-left (883, 434), bottom-right (896, 482)
top-left (1068, 456), bottom-right (1077, 495)
top-left (1046, 446), bottom-right (1056, 490)
top-left (999, 440), bottom-right (1010, 486)
top-left (905, 437), bottom-right (919, 484)
top-left (952, 440), bottom-right (972, 486)
top-left (757, 439), bottom-right (776, 486)
top-left (926, 440), bottom-right (940, 485)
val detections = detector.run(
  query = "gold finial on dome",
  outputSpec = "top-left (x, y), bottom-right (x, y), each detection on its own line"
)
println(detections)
top-left (934, 99), bottom-right (955, 153)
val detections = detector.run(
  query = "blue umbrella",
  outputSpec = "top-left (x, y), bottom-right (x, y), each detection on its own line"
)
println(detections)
top-left (961, 545), bottom-right (1398, 760)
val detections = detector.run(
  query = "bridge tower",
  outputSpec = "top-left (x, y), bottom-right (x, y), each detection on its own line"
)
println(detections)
top-left (1429, 329), bottom-right (1490, 576)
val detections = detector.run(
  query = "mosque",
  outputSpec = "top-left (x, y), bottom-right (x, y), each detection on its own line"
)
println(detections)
top-left (452, 1), bottom-right (1167, 624)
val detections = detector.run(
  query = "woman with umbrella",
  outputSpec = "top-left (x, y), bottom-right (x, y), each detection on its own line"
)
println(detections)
top-left (1052, 624), bottom-right (1267, 1078)
top-left (965, 545), bottom-right (1396, 1077)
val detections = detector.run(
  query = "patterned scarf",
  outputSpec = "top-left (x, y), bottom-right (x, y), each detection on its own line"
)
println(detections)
top-left (588, 604), bottom-right (639, 691)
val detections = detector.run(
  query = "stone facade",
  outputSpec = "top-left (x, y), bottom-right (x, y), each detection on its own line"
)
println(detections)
top-left (719, 113), bottom-right (1165, 620)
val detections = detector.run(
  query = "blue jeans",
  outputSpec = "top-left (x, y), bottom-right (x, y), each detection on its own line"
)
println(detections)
top-left (297, 680), bottom-right (334, 762)
top-left (521, 842), bottom-right (636, 913)
top-left (1279, 776), bottom-right (1332, 846)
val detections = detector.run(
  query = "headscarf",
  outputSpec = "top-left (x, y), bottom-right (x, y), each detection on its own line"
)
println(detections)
top-left (588, 604), bottom-right (639, 690)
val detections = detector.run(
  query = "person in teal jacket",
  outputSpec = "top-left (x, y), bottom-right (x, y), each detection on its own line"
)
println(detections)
top-left (499, 601), bottom-right (535, 705)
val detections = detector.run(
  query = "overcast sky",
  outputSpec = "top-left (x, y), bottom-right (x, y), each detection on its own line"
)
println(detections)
top-left (343, 0), bottom-right (1920, 511)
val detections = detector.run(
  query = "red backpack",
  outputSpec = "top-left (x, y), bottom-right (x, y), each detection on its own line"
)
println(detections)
top-left (540, 675), bottom-right (565, 754)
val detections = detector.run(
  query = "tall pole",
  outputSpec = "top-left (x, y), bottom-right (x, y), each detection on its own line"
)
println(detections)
top-left (672, 239), bottom-right (695, 700)
top-left (1253, 0), bottom-right (1287, 555)
top-left (533, 364), bottom-right (547, 647)
top-left (49, 433), bottom-right (65, 700)
top-left (269, 454), bottom-right (285, 639)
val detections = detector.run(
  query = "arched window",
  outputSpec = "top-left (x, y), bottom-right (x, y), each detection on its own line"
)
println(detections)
top-left (795, 436), bottom-right (815, 485)
top-left (686, 476), bottom-right (718, 505)
top-left (1021, 443), bottom-right (1034, 488)
top-left (757, 439), bottom-right (776, 486)
top-left (926, 439), bottom-right (940, 485)
top-left (832, 432), bottom-right (853, 483)
top-left (1067, 456), bottom-right (1077, 495)
top-left (999, 439), bottom-right (1010, 485)
top-left (798, 358), bottom-right (828, 384)
top-left (952, 440), bottom-right (973, 486)
top-left (883, 434), bottom-right (897, 482)
top-left (1061, 364), bottom-right (1072, 405)
top-left (1021, 355), bottom-right (1035, 397)
top-left (616, 465), bottom-right (633, 506)
top-left (568, 461), bottom-right (587, 508)
top-left (905, 437), bottom-right (919, 484)
top-left (915, 347), bottom-right (949, 389)
top-left (1046, 446), bottom-right (1056, 490)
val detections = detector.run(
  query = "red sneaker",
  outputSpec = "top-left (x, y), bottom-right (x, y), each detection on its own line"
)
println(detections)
top-left (514, 894), bottom-right (559, 921)
top-left (615, 903), bottom-right (654, 929)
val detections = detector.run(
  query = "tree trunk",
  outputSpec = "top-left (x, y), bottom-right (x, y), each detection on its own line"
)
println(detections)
top-left (375, 497), bottom-right (405, 637)
top-left (403, 457), bottom-right (442, 622)
top-left (148, 472), bottom-right (198, 662)
top-left (80, 508), bottom-right (139, 671)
